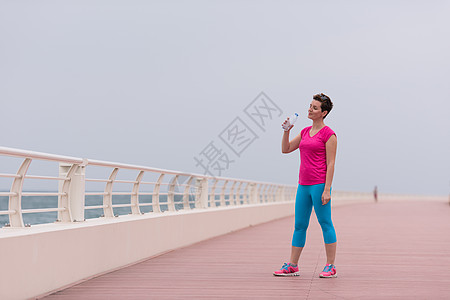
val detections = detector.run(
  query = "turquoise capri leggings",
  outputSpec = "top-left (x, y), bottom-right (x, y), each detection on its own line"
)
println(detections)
top-left (292, 183), bottom-right (337, 247)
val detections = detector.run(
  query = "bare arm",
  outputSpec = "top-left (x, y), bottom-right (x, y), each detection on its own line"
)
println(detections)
top-left (281, 130), bottom-right (301, 154)
top-left (322, 134), bottom-right (337, 205)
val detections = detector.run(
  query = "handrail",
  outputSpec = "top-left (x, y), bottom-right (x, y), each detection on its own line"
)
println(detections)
top-left (87, 158), bottom-right (293, 187)
top-left (0, 146), bottom-right (297, 228)
top-left (0, 146), bottom-right (293, 187)
top-left (0, 146), bottom-right (83, 164)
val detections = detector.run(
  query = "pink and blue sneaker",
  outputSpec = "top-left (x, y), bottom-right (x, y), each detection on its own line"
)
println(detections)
top-left (273, 263), bottom-right (300, 276)
top-left (319, 264), bottom-right (337, 278)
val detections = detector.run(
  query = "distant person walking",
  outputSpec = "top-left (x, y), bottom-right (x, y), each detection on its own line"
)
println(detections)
top-left (374, 185), bottom-right (378, 202)
top-left (274, 93), bottom-right (338, 278)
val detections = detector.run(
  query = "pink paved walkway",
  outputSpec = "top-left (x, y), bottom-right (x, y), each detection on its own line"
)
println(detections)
top-left (42, 201), bottom-right (450, 299)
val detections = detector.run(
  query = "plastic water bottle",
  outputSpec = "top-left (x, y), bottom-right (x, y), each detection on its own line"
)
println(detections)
top-left (282, 113), bottom-right (298, 131)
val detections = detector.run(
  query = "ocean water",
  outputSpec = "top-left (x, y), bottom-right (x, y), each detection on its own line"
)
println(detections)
top-left (0, 193), bottom-right (200, 227)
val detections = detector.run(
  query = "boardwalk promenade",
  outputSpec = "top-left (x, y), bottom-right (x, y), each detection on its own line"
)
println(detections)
top-left (42, 200), bottom-right (450, 299)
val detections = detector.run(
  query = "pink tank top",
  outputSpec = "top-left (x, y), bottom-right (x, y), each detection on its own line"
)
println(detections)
top-left (298, 126), bottom-right (336, 185)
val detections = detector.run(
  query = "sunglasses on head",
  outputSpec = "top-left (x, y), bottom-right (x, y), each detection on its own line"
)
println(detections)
top-left (319, 94), bottom-right (329, 101)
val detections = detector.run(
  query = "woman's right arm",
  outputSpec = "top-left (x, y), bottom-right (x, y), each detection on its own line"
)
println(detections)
top-left (282, 130), bottom-right (301, 154)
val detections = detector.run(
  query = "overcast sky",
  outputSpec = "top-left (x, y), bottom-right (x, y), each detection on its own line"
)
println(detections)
top-left (1, 0), bottom-right (449, 196)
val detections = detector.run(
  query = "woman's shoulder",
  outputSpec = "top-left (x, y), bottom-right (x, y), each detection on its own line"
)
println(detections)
top-left (321, 126), bottom-right (336, 140)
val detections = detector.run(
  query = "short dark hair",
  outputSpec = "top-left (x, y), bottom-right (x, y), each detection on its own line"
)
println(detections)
top-left (313, 93), bottom-right (333, 119)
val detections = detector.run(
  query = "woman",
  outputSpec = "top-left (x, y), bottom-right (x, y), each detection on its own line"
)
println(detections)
top-left (274, 93), bottom-right (338, 278)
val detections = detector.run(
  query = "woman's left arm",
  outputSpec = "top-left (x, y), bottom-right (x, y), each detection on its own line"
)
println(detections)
top-left (322, 135), bottom-right (337, 205)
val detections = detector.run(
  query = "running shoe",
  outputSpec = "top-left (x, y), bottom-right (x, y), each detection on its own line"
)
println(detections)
top-left (319, 264), bottom-right (337, 278)
top-left (273, 263), bottom-right (300, 276)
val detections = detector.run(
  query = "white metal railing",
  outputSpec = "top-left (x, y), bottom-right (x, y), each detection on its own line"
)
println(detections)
top-left (0, 146), bottom-right (297, 228)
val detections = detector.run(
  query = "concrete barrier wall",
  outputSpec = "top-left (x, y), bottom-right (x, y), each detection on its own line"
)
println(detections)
top-left (0, 202), bottom-right (294, 300)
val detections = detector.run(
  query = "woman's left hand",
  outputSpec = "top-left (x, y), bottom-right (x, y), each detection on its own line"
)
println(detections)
top-left (321, 190), bottom-right (331, 205)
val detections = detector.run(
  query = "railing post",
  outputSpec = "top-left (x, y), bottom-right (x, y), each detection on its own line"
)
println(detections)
top-left (103, 168), bottom-right (118, 218)
top-left (70, 164), bottom-right (85, 222)
top-left (274, 185), bottom-right (279, 202)
top-left (152, 173), bottom-right (164, 213)
top-left (209, 178), bottom-right (218, 207)
top-left (9, 158), bottom-right (32, 228)
top-left (131, 171), bottom-right (144, 215)
top-left (249, 183), bottom-right (258, 204)
top-left (261, 184), bottom-right (267, 203)
top-left (236, 182), bottom-right (243, 205)
top-left (195, 178), bottom-right (209, 209)
top-left (281, 186), bottom-right (286, 202)
top-left (244, 182), bottom-right (251, 204)
top-left (220, 180), bottom-right (228, 206)
top-left (168, 175), bottom-right (178, 211)
top-left (229, 181), bottom-right (237, 206)
top-left (58, 163), bottom-right (85, 222)
top-left (182, 176), bottom-right (195, 210)
top-left (269, 185), bottom-right (275, 202)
